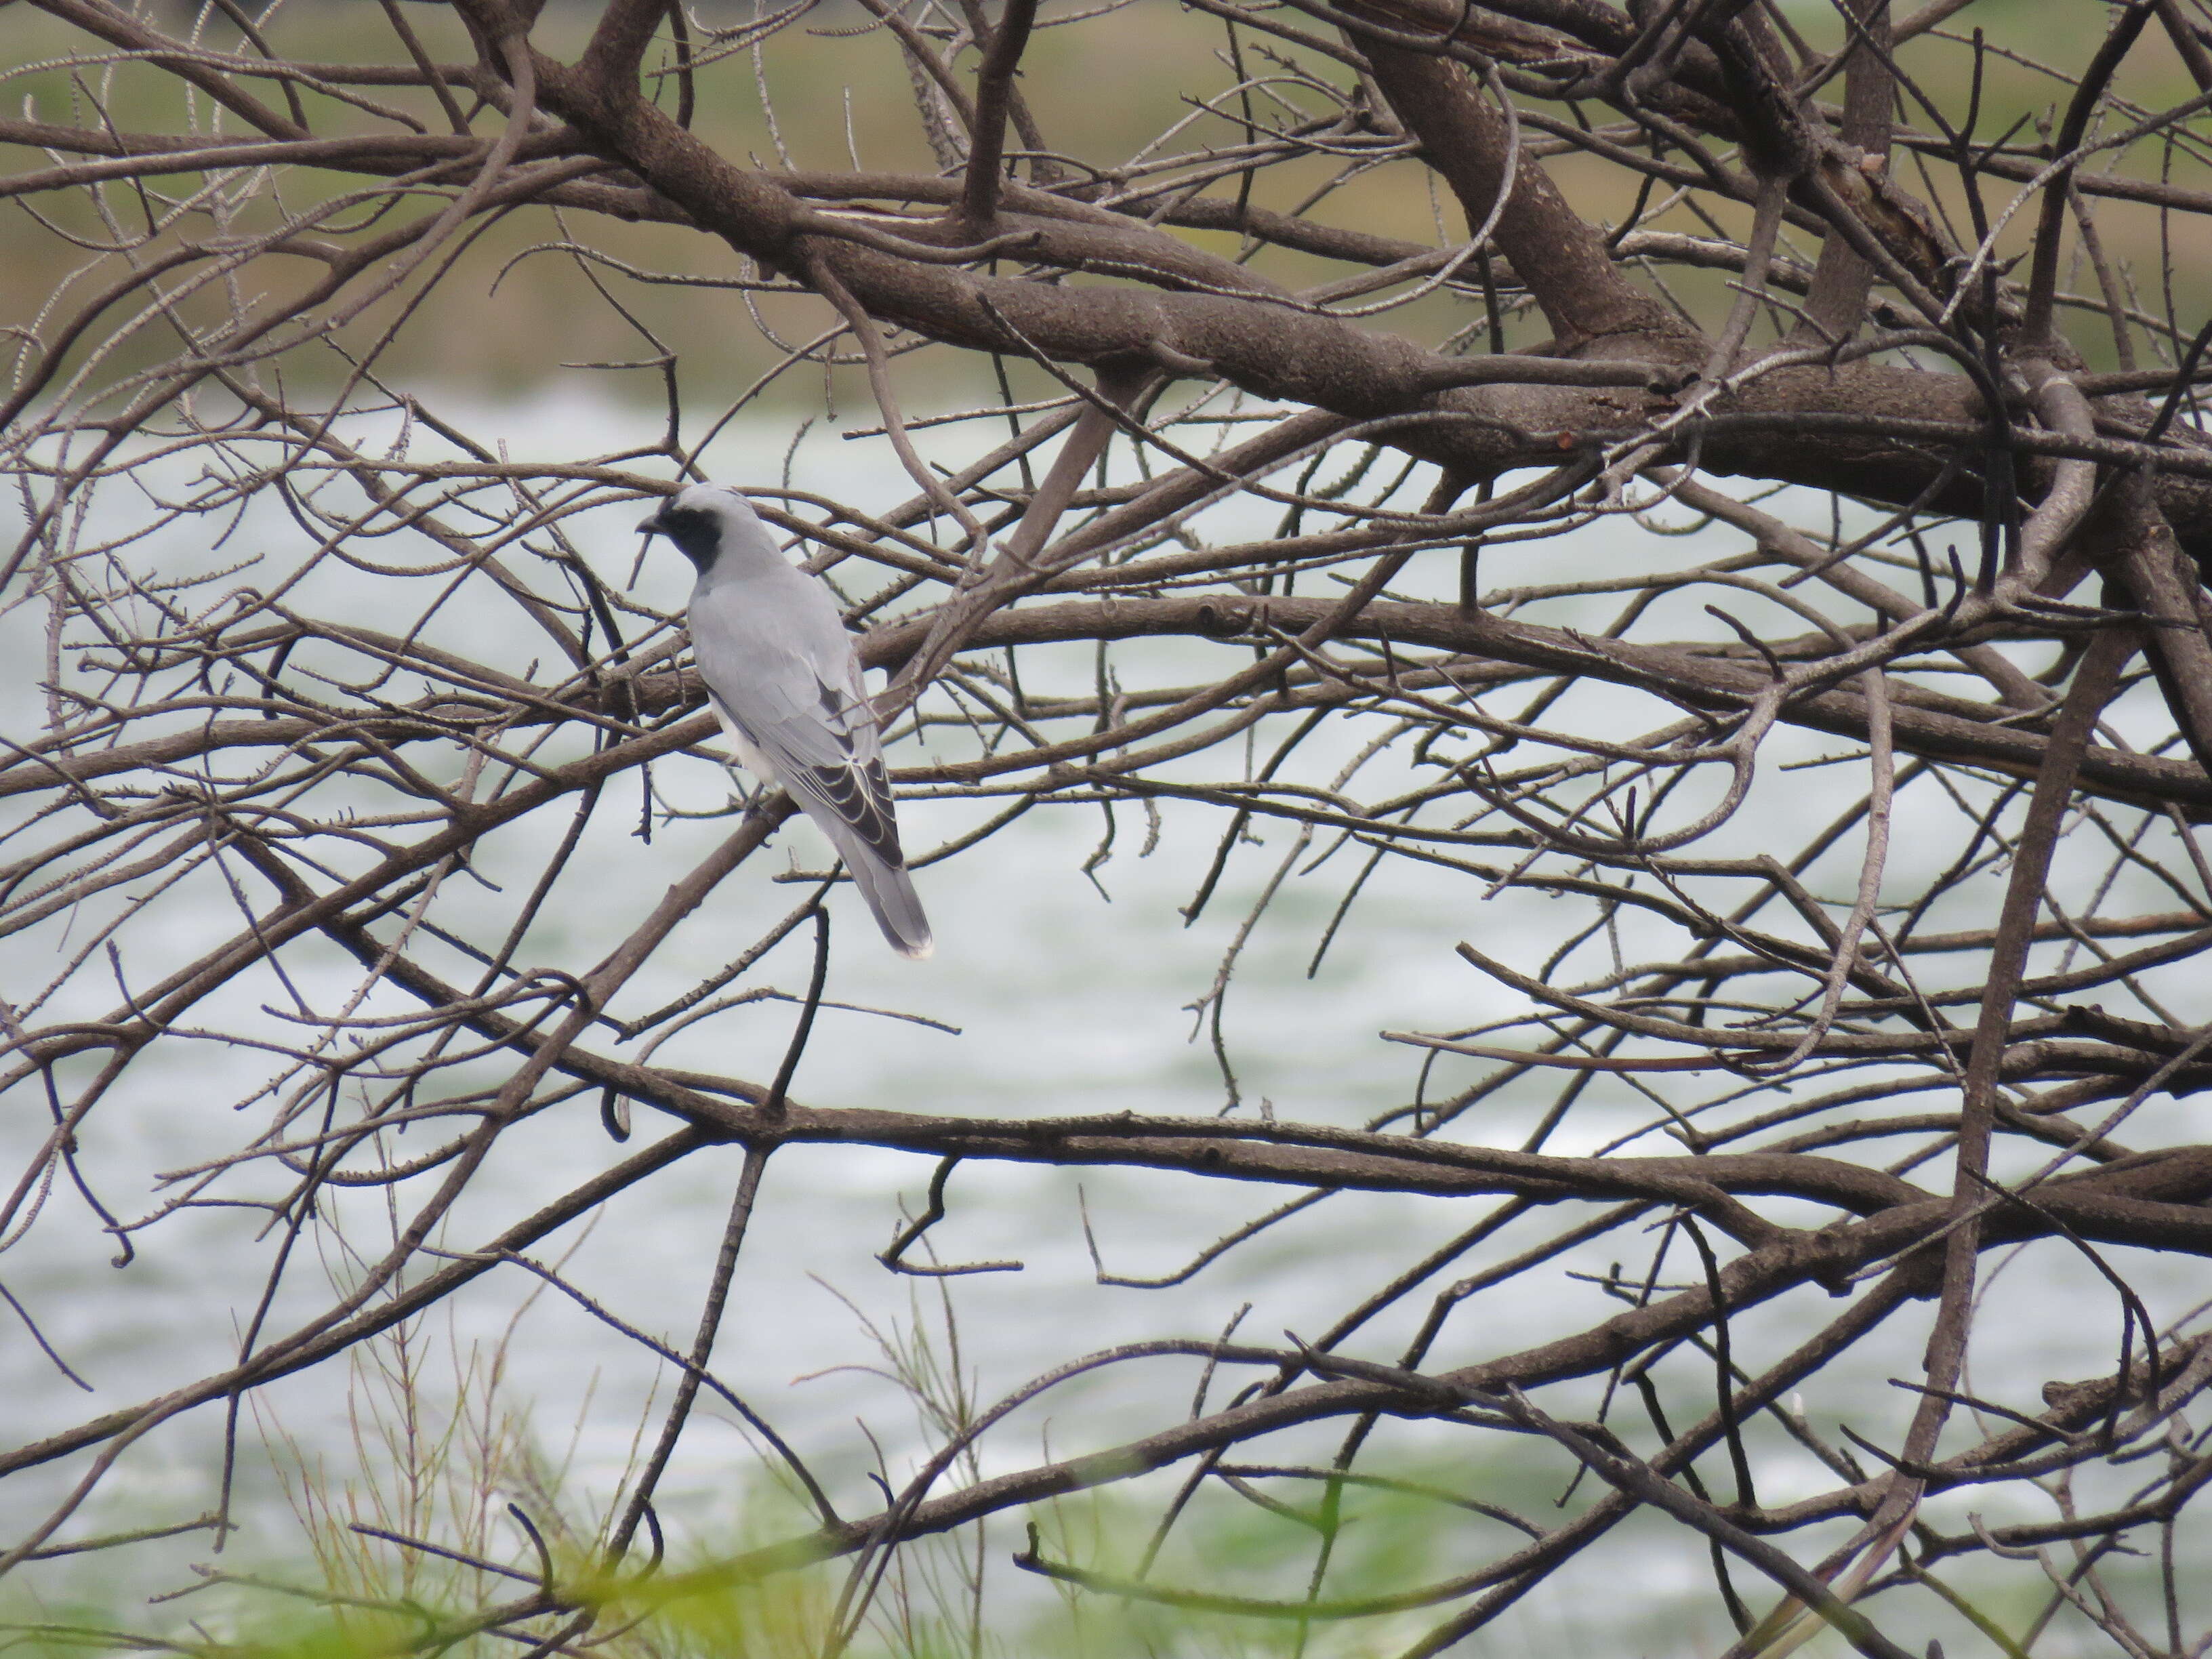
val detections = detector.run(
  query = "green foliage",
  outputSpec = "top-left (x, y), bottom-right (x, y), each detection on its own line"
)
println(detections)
top-left (1, 1475), bottom-right (1478, 1659)
top-left (0, 1283), bottom-right (1557, 1659)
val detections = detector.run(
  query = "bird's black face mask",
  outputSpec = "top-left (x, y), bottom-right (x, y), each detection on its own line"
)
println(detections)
top-left (636, 504), bottom-right (721, 571)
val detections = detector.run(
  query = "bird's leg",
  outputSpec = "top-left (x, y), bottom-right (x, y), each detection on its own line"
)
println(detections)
top-left (722, 762), bottom-right (771, 817)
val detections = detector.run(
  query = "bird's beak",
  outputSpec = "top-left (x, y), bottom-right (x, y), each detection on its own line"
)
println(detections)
top-left (636, 503), bottom-right (669, 535)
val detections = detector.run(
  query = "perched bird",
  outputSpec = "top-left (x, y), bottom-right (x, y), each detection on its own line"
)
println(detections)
top-left (637, 484), bottom-right (932, 960)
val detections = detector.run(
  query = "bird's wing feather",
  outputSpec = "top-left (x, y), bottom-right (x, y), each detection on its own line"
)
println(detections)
top-left (689, 581), bottom-right (905, 869)
top-left (758, 670), bottom-right (904, 868)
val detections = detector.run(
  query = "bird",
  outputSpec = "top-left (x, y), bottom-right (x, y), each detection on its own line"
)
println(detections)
top-left (636, 483), bottom-right (933, 960)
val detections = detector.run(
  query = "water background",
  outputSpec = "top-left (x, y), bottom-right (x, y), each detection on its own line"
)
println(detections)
top-left (3, 387), bottom-right (2204, 1654)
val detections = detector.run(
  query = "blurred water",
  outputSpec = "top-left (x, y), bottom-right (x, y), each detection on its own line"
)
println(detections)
top-left (2, 388), bottom-right (2205, 1654)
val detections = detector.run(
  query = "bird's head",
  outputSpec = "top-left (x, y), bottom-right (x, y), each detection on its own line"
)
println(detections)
top-left (635, 483), bottom-right (760, 572)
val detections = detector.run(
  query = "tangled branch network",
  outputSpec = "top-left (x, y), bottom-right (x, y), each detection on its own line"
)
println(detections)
top-left (6, 0), bottom-right (2212, 1652)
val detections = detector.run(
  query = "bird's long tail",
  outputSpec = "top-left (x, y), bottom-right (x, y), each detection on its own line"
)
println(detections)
top-left (823, 820), bottom-right (933, 959)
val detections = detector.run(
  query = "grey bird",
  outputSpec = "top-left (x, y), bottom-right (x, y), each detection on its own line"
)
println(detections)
top-left (637, 484), bottom-right (932, 960)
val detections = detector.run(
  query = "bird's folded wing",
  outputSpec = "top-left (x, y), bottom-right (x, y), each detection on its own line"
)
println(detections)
top-left (742, 670), bottom-right (905, 868)
top-left (690, 598), bottom-right (905, 867)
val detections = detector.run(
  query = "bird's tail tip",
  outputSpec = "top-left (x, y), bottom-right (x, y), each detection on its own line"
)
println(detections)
top-left (893, 935), bottom-right (935, 962)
